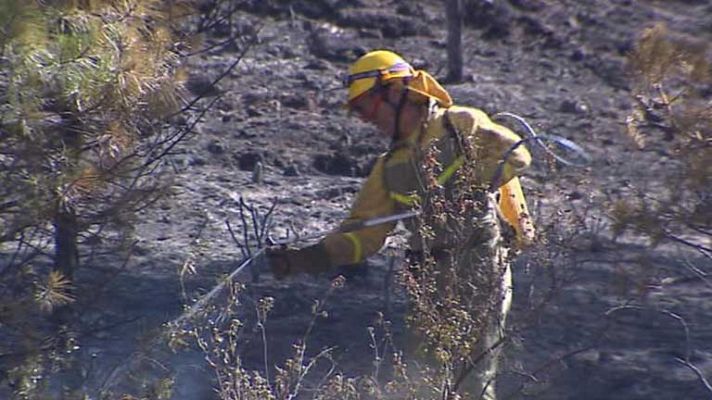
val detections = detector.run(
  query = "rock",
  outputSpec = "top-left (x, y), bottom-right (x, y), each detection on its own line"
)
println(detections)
top-left (173, 115), bottom-right (188, 126)
top-left (560, 99), bottom-right (589, 114)
top-left (586, 57), bottom-right (629, 90)
top-left (567, 191), bottom-right (584, 201)
top-left (234, 0), bottom-right (353, 19)
top-left (242, 91), bottom-right (272, 107)
top-left (281, 93), bottom-right (317, 111)
top-left (291, 0), bottom-right (343, 19)
top-left (616, 39), bottom-right (634, 56)
top-left (185, 74), bottom-right (220, 97)
top-left (267, 44), bottom-right (299, 59)
top-left (304, 59), bottom-right (331, 70)
top-left (252, 161), bottom-right (264, 184)
top-left (189, 157), bottom-right (206, 166)
top-left (211, 21), bottom-right (232, 38)
top-left (517, 15), bottom-right (562, 48)
top-left (283, 165), bottom-right (300, 177)
top-left (395, 1), bottom-right (426, 17)
top-left (464, 0), bottom-right (514, 39)
top-left (509, 0), bottom-right (547, 12)
top-left (246, 107), bottom-right (262, 117)
top-left (356, 28), bottom-right (383, 39)
top-left (571, 48), bottom-right (587, 62)
top-left (306, 22), bottom-right (362, 62)
top-left (410, 58), bottom-right (430, 71)
top-left (217, 98), bottom-right (235, 112)
top-left (336, 9), bottom-right (431, 38)
top-left (315, 187), bottom-right (344, 199)
top-left (313, 152), bottom-right (360, 177)
top-left (206, 140), bottom-right (225, 155)
top-left (236, 151), bottom-right (263, 171)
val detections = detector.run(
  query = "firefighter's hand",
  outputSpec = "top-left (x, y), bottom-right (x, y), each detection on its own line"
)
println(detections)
top-left (266, 246), bottom-right (311, 279)
top-left (265, 247), bottom-right (292, 279)
top-left (265, 244), bottom-right (327, 279)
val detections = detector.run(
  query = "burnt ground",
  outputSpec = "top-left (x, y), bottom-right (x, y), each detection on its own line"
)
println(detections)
top-left (2, 0), bottom-right (712, 399)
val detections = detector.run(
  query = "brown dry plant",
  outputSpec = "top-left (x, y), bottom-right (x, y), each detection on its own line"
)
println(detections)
top-left (618, 23), bottom-right (711, 254)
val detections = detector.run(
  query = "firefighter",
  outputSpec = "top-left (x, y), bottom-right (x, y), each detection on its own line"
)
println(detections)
top-left (267, 50), bottom-right (534, 399)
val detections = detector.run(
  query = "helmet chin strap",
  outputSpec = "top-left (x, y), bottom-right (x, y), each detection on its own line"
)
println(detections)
top-left (390, 85), bottom-right (411, 144)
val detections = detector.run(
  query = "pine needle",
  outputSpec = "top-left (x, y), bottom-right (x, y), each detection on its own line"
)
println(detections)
top-left (35, 271), bottom-right (75, 313)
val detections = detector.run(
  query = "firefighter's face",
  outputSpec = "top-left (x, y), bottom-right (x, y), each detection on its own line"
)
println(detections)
top-left (349, 89), bottom-right (397, 138)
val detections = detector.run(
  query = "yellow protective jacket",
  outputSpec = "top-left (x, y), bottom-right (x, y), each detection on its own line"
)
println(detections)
top-left (314, 105), bottom-right (534, 269)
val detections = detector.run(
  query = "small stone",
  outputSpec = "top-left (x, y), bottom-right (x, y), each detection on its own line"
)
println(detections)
top-left (252, 161), bottom-right (264, 184)
top-left (567, 191), bottom-right (584, 201)
top-left (560, 100), bottom-right (588, 114)
top-left (281, 94), bottom-right (310, 110)
top-left (189, 157), bottom-right (206, 166)
top-left (313, 152), bottom-right (359, 177)
top-left (236, 152), bottom-right (263, 171)
top-left (246, 107), bottom-right (262, 117)
top-left (185, 74), bottom-right (220, 97)
top-left (283, 165), bottom-right (300, 176)
top-left (206, 140), bottom-right (225, 155)
top-left (217, 99), bottom-right (234, 112)
top-left (571, 48), bottom-right (586, 62)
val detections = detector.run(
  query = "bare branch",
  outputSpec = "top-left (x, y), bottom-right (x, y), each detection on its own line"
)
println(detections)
top-left (675, 358), bottom-right (712, 394)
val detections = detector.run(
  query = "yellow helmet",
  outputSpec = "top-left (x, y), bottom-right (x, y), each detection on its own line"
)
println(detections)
top-left (343, 50), bottom-right (414, 102)
top-left (343, 50), bottom-right (454, 108)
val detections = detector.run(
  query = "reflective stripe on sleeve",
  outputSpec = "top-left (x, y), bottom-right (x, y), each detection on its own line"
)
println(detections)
top-left (390, 192), bottom-right (420, 206)
top-left (344, 232), bottom-right (363, 264)
top-left (436, 156), bottom-right (465, 185)
top-left (388, 156), bottom-right (465, 206)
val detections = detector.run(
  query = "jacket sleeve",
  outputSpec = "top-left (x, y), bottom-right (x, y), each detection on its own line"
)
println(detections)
top-left (448, 107), bottom-right (532, 185)
top-left (319, 156), bottom-right (397, 268)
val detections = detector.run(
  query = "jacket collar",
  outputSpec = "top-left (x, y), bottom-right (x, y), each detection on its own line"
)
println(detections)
top-left (389, 99), bottom-right (445, 151)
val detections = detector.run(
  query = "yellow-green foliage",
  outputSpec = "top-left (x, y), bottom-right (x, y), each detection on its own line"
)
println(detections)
top-left (0, 0), bottom-right (187, 243)
top-left (0, 1), bottom-right (191, 397)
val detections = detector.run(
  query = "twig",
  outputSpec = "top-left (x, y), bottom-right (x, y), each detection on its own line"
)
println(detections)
top-left (170, 249), bottom-right (265, 328)
top-left (681, 253), bottom-right (712, 289)
top-left (674, 358), bottom-right (712, 394)
top-left (256, 310), bottom-right (270, 382)
top-left (238, 198), bottom-right (253, 258)
top-left (368, 326), bottom-right (381, 386)
top-left (287, 346), bottom-right (337, 400)
top-left (453, 335), bottom-right (507, 392)
top-left (605, 306), bottom-right (712, 395)
top-left (664, 230), bottom-right (712, 253)
top-left (226, 219), bottom-right (247, 258)
top-left (143, 94), bottom-right (222, 167)
top-left (81, 240), bottom-right (138, 307)
top-left (500, 343), bottom-right (600, 399)
top-left (383, 253), bottom-right (397, 317)
top-left (258, 201), bottom-right (278, 242)
top-left (248, 201), bottom-right (262, 245)
top-left (169, 25), bottom-right (263, 118)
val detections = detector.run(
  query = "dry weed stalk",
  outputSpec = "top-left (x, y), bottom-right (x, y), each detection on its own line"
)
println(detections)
top-left (601, 22), bottom-right (712, 396)
top-left (396, 127), bottom-right (512, 398)
top-left (619, 22), bottom-right (711, 258)
top-left (187, 276), bottom-right (351, 399)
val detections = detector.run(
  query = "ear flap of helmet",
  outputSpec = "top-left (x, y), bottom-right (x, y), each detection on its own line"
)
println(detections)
top-left (402, 70), bottom-right (453, 108)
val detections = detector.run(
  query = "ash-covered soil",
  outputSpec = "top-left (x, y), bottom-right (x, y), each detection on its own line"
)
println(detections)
top-left (4, 1), bottom-right (712, 399)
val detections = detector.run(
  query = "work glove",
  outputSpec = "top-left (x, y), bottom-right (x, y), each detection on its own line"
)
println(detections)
top-left (265, 246), bottom-right (295, 279)
top-left (265, 244), bottom-right (329, 279)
